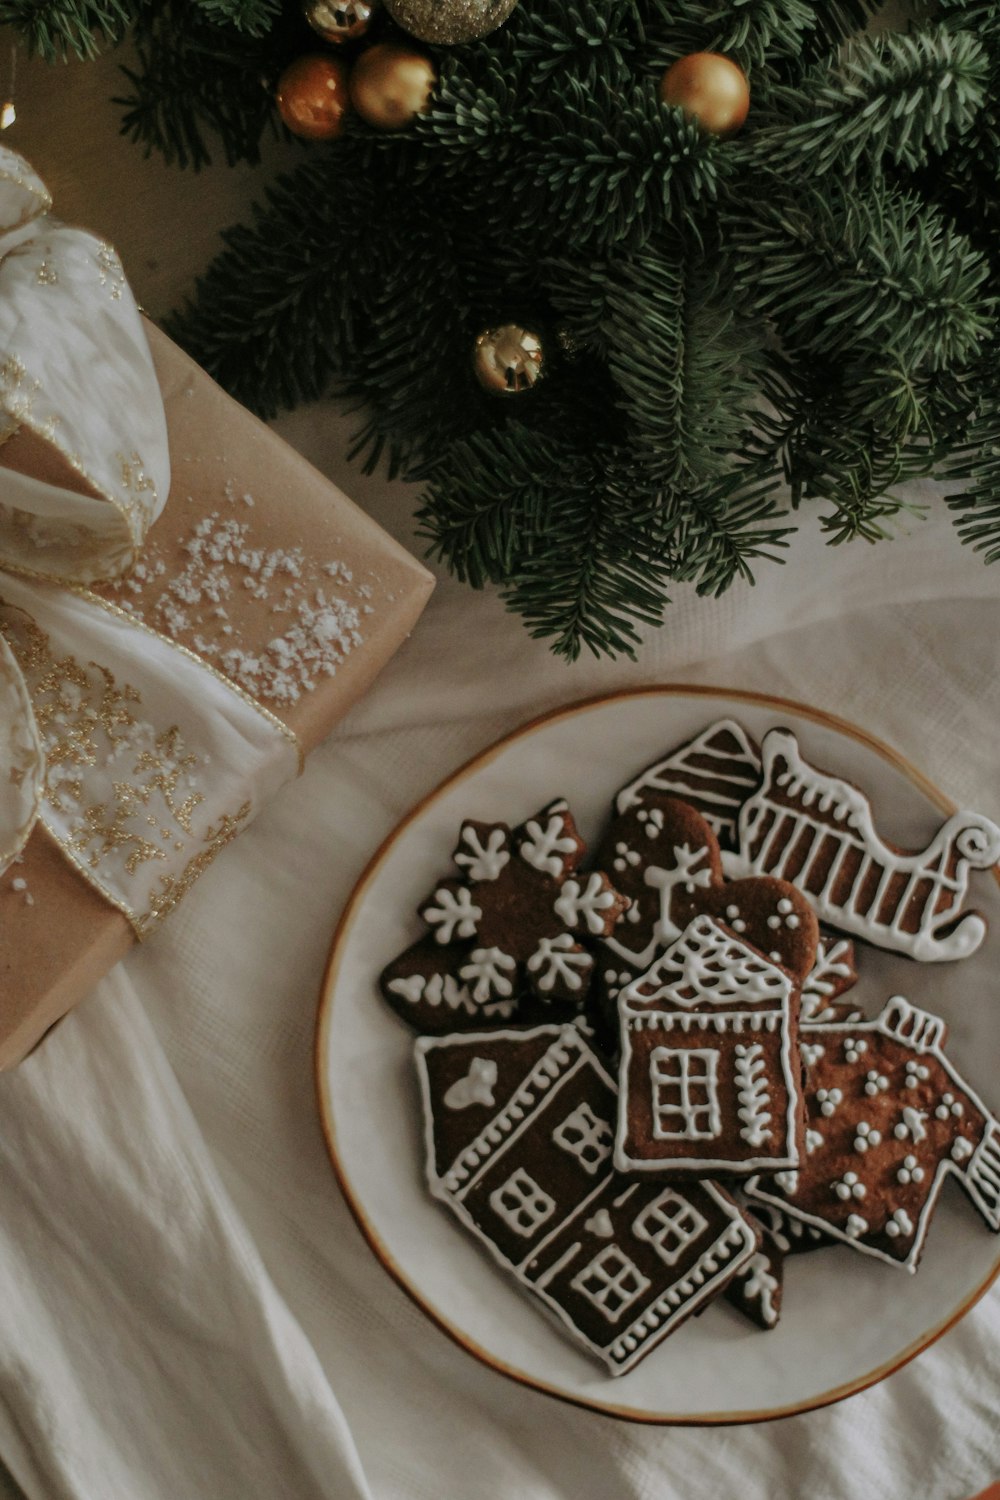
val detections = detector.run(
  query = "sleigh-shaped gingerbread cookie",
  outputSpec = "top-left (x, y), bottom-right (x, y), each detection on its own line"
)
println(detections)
top-left (725, 729), bottom-right (1000, 962)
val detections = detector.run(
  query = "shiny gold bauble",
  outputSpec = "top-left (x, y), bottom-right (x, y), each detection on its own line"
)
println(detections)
top-left (473, 323), bottom-right (545, 396)
top-left (384, 0), bottom-right (517, 44)
top-left (275, 54), bottom-right (352, 140)
top-left (349, 42), bottom-right (436, 130)
top-left (660, 52), bottom-right (750, 137)
top-left (302, 0), bottom-right (378, 44)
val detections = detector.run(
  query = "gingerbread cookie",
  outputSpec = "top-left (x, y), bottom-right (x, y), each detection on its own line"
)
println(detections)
top-left (381, 800), bottom-right (629, 1031)
top-left (672, 874), bottom-right (818, 979)
top-left (615, 915), bottom-right (806, 1177)
top-left (596, 795), bottom-right (722, 1003)
top-left (722, 1200), bottom-right (832, 1330)
top-left (595, 797), bottom-right (818, 1016)
top-left (738, 1198), bottom-right (831, 1257)
top-left (800, 932), bottom-right (862, 1025)
top-left (744, 996), bottom-right (1000, 1269)
top-left (726, 728), bottom-right (1000, 962)
top-left (723, 1218), bottom-right (783, 1330)
top-left (381, 936), bottom-right (520, 1035)
top-left (615, 719), bottom-right (762, 850)
top-left (415, 1023), bottom-right (760, 1375)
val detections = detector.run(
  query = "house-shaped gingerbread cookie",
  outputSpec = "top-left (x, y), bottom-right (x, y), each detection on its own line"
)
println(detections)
top-left (613, 718), bottom-right (763, 850)
top-left (744, 996), bottom-right (1000, 1270)
top-left (615, 915), bottom-right (804, 1175)
top-left (415, 1024), bottom-right (759, 1375)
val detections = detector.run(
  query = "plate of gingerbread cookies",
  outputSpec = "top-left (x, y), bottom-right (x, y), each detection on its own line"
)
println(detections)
top-left (315, 687), bottom-right (1000, 1422)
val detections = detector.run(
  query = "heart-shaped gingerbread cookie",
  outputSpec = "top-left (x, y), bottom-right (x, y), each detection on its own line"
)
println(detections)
top-left (595, 796), bottom-right (818, 1012)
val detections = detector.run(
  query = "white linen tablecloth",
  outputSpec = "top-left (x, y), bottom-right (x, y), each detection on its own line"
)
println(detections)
top-left (0, 402), bottom-right (999, 1500)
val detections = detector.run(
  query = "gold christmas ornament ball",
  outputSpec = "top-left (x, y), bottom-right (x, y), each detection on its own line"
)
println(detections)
top-left (276, 54), bottom-right (351, 140)
top-left (302, 0), bottom-right (378, 44)
top-left (660, 52), bottom-right (750, 137)
top-left (473, 323), bottom-right (545, 396)
top-left (384, 0), bottom-right (518, 45)
top-left (349, 42), bottom-right (436, 130)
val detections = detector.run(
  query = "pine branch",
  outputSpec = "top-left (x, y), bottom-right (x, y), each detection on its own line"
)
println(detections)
top-left (805, 0), bottom-right (890, 49)
top-left (541, 255), bottom-right (615, 357)
top-left (0, 0), bottom-right (279, 59)
top-left (116, 0), bottom-right (285, 167)
top-left (729, 178), bottom-right (993, 375)
top-left (691, 0), bottom-right (816, 69)
top-left (504, 76), bottom-right (732, 253)
top-left (417, 428), bottom-right (676, 661)
top-left (0, 0), bottom-right (133, 59)
top-left (752, 25), bottom-right (989, 175)
top-left (756, 350), bottom-right (964, 543)
top-left (413, 53), bottom-right (524, 162)
top-left (416, 426), bottom-right (556, 589)
top-left (500, 516), bottom-right (671, 662)
top-left (499, 0), bottom-right (644, 85)
top-left (662, 464), bottom-right (792, 596)
top-left (401, 39), bottom-right (733, 256)
top-left (941, 350), bottom-right (1000, 562)
top-left (603, 236), bottom-right (767, 487)
top-left (946, 474), bottom-right (1000, 563)
top-left (816, 479), bottom-right (930, 547)
top-left (167, 153), bottom-right (384, 406)
top-left (937, 0), bottom-right (1000, 46)
top-left (194, 0), bottom-right (279, 33)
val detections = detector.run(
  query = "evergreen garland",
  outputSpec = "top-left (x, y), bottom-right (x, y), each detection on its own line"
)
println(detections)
top-left (6, 0), bottom-right (1000, 657)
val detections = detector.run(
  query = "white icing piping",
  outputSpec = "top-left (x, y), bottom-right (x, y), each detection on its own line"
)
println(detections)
top-left (727, 728), bottom-right (1000, 962)
top-left (614, 921), bottom-right (801, 1176)
top-left (615, 718), bottom-right (762, 845)
top-left (743, 996), bottom-right (1000, 1270)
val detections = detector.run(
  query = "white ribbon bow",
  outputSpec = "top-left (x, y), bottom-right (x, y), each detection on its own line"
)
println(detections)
top-left (0, 148), bottom-right (299, 934)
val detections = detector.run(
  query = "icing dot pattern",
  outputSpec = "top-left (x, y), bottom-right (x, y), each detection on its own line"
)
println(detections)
top-left (744, 1004), bottom-right (996, 1270)
top-left (864, 1070), bottom-right (890, 1096)
top-left (833, 1171), bottom-right (866, 1202)
top-left (853, 1120), bottom-right (882, 1153)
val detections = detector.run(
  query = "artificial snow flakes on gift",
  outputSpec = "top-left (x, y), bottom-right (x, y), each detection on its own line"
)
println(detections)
top-left (104, 508), bottom-right (371, 706)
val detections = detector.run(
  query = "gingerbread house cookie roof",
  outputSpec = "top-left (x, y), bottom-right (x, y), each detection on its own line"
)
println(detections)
top-left (614, 916), bottom-right (803, 1178)
top-left (618, 913), bottom-right (794, 1014)
top-left (614, 718), bottom-right (762, 848)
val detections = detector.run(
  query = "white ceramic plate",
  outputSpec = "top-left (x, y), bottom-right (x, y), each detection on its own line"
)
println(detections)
top-left (316, 687), bottom-right (1000, 1423)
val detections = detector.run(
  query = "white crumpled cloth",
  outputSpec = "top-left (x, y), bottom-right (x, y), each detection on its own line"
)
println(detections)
top-left (0, 406), bottom-right (998, 1499)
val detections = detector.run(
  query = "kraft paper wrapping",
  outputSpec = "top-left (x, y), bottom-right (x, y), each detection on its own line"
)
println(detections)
top-left (0, 324), bottom-right (434, 1067)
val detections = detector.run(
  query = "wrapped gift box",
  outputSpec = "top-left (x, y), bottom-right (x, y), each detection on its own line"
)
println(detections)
top-left (0, 322), bottom-right (434, 1067)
